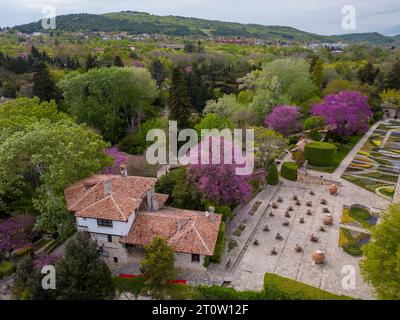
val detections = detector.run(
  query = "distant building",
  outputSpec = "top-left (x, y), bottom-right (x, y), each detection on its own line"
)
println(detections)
top-left (158, 43), bottom-right (184, 50)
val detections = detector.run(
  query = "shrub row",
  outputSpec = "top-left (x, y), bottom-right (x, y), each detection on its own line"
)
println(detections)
top-left (263, 273), bottom-right (351, 300)
top-left (114, 273), bottom-right (352, 300)
top-left (281, 162), bottom-right (298, 181)
top-left (114, 277), bottom-right (145, 297)
top-left (304, 141), bottom-right (337, 167)
top-left (205, 222), bottom-right (226, 266)
top-left (192, 285), bottom-right (264, 300)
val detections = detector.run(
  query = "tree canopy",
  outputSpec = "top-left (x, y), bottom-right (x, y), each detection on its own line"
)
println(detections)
top-left (361, 204), bottom-right (400, 300)
top-left (60, 67), bottom-right (158, 143)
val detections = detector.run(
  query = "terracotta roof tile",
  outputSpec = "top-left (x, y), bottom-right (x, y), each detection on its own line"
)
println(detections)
top-left (155, 193), bottom-right (169, 208)
top-left (120, 207), bottom-right (222, 256)
top-left (65, 175), bottom-right (157, 221)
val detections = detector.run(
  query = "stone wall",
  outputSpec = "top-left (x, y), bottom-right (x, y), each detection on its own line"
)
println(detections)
top-left (90, 233), bottom-right (129, 267)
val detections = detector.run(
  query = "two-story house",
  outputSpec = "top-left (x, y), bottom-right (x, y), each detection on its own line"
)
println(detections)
top-left (64, 167), bottom-right (222, 271)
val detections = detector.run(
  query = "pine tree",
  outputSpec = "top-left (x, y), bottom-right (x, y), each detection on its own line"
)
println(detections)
top-left (150, 59), bottom-right (168, 87)
top-left (168, 67), bottom-right (191, 128)
top-left (85, 54), bottom-right (98, 70)
top-left (32, 61), bottom-right (61, 102)
top-left (187, 64), bottom-right (211, 112)
top-left (386, 60), bottom-right (400, 90)
top-left (55, 232), bottom-right (115, 300)
top-left (358, 62), bottom-right (378, 85)
top-left (113, 55), bottom-right (124, 67)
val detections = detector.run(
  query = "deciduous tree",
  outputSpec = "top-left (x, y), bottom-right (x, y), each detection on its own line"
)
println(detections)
top-left (140, 236), bottom-right (177, 299)
top-left (361, 204), bottom-right (400, 299)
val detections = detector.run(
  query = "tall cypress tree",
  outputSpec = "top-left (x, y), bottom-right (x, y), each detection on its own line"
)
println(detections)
top-left (168, 67), bottom-right (191, 128)
top-left (150, 59), bottom-right (168, 87)
top-left (311, 57), bottom-right (324, 90)
top-left (187, 64), bottom-right (211, 112)
top-left (85, 54), bottom-right (98, 70)
top-left (113, 55), bottom-right (124, 67)
top-left (32, 61), bottom-right (60, 102)
top-left (386, 60), bottom-right (400, 90)
top-left (358, 62), bottom-right (378, 85)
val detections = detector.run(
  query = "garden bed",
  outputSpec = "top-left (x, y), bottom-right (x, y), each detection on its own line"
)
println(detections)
top-left (341, 205), bottom-right (378, 229)
top-left (339, 227), bottom-right (371, 257)
top-left (248, 201), bottom-right (262, 216)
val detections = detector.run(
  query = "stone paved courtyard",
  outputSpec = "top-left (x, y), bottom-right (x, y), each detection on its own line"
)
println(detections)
top-left (226, 177), bottom-right (389, 300)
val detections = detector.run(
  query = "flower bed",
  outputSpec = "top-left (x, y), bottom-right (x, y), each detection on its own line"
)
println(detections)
top-left (339, 227), bottom-right (371, 257)
top-left (341, 205), bottom-right (378, 229)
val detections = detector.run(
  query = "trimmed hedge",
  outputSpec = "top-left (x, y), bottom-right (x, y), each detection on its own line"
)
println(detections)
top-left (304, 141), bottom-right (337, 167)
top-left (0, 261), bottom-right (15, 279)
top-left (114, 273), bottom-right (352, 300)
top-left (193, 285), bottom-right (264, 300)
top-left (267, 164), bottom-right (279, 185)
top-left (205, 222), bottom-right (226, 266)
top-left (114, 277), bottom-right (145, 296)
top-left (263, 273), bottom-right (351, 300)
top-left (281, 162), bottom-right (298, 181)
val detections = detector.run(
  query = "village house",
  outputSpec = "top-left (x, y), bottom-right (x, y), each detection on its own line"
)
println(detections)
top-left (64, 166), bottom-right (222, 271)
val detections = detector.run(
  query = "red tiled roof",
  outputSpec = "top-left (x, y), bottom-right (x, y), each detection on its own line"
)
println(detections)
top-left (120, 207), bottom-right (222, 256)
top-left (64, 175), bottom-right (157, 221)
top-left (155, 193), bottom-right (169, 209)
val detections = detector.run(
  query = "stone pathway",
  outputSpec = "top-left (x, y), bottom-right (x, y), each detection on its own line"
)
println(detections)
top-left (332, 121), bottom-right (382, 179)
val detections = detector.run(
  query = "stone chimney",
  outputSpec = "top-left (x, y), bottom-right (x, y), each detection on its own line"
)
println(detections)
top-left (208, 206), bottom-right (216, 222)
top-left (119, 164), bottom-right (128, 177)
top-left (104, 180), bottom-right (112, 196)
top-left (176, 219), bottom-right (182, 232)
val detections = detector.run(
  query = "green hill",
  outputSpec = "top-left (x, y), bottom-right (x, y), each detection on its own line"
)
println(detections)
top-left (12, 11), bottom-right (399, 46)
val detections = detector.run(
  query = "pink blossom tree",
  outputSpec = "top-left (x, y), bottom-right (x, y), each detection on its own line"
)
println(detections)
top-left (311, 91), bottom-right (373, 137)
top-left (265, 105), bottom-right (302, 136)
top-left (0, 215), bottom-right (36, 254)
top-left (187, 137), bottom-right (252, 206)
top-left (101, 147), bottom-right (128, 174)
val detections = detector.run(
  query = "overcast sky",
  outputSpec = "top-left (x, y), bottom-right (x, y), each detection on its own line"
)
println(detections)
top-left (0, 0), bottom-right (399, 35)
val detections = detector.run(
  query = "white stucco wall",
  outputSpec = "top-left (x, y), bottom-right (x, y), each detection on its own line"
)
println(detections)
top-left (76, 210), bottom-right (136, 237)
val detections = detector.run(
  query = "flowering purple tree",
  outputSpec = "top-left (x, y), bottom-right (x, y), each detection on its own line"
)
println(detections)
top-left (34, 251), bottom-right (61, 269)
top-left (101, 147), bottom-right (128, 174)
top-left (188, 164), bottom-right (252, 206)
top-left (311, 91), bottom-right (373, 137)
top-left (0, 215), bottom-right (36, 254)
top-left (187, 137), bottom-right (252, 206)
top-left (265, 105), bottom-right (302, 136)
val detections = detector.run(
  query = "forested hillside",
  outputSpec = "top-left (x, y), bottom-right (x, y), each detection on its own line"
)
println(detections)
top-left (12, 11), bottom-right (399, 45)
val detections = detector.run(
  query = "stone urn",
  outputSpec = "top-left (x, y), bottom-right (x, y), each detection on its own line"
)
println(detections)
top-left (323, 214), bottom-right (333, 225)
top-left (312, 250), bottom-right (325, 264)
top-left (329, 184), bottom-right (338, 196)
